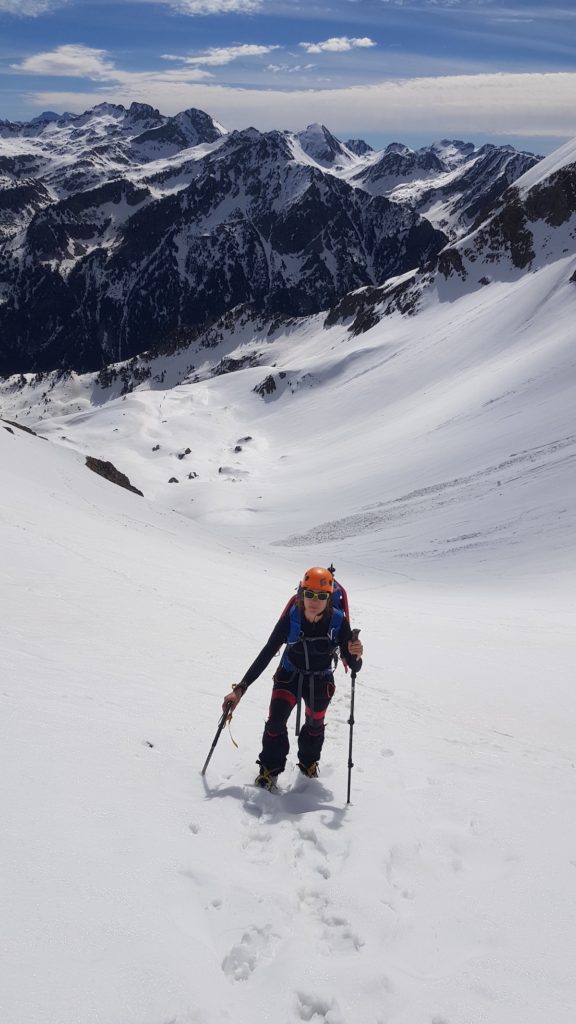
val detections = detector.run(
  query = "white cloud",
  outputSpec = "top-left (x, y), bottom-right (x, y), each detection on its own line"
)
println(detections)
top-left (165, 0), bottom-right (262, 13)
top-left (267, 64), bottom-right (316, 74)
top-left (11, 45), bottom-right (212, 84)
top-left (0, 0), bottom-right (68, 14)
top-left (169, 44), bottom-right (280, 67)
top-left (12, 45), bottom-right (117, 80)
top-left (27, 72), bottom-right (576, 142)
top-left (299, 37), bottom-right (377, 55)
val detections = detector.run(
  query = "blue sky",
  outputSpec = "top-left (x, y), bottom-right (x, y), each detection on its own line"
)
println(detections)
top-left (1, 0), bottom-right (575, 153)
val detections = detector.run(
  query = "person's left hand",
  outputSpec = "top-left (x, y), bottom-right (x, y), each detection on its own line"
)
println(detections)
top-left (348, 638), bottom-right (363, 658)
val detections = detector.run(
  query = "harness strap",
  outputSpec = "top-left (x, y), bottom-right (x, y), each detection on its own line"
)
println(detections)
top-left (295, 673), bottom-right (304, 735)
top-left (295, 634), bottom-right (311, 736)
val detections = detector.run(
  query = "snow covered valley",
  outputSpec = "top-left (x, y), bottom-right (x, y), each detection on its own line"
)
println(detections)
top-left (1, 142), bottom-right (576, 1024)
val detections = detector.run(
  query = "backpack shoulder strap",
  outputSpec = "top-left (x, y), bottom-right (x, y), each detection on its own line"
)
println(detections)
top-left (333, 578), bottom-right (350, 619)
top-left (286, 602), bottom-right (302, 644)
top-left (329, 606), bottom-right (345, 639)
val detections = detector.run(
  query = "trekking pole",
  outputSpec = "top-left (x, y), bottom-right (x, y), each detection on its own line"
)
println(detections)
top-left (201, 701), bottom-right (233, 776)
top-left (346, 629), bottom-right (360, 805)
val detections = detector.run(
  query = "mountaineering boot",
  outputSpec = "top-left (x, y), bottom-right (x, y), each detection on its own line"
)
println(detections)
top-left (298, 761), bottom-right (319, 778)
top-left (255, 764), bottom-right (279, 791)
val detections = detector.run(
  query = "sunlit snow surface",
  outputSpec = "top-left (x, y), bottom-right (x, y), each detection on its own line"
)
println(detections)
top-left (2, 171), bottom-right (576, 1022)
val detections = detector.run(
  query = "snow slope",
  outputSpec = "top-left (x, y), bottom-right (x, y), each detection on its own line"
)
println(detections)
top-left (2, 392), bottom-right (576, 1024)
top-left (1, 134), bottom-right (575, 1024)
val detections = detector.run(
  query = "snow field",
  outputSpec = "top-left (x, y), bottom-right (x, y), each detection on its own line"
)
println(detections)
top-left (2, 423), bottom-right (576, 1024)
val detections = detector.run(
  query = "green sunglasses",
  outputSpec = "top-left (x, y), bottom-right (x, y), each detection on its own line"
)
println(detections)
top-left (303, 589), bottom-right (330, 601)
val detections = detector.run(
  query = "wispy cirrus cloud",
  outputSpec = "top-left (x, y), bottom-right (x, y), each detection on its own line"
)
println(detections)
top-left (164, 44), bottom-right (280, 67)
top-left (377, 0), bottom-right (576, 15)
top-left (299, 37), bottom-right (377, 55)
top-left (267, 63), bottom-right (316, 74)
top-left (162, 0), bottom-right (262, 13)
top-left (0, 0), bottom-right (69, 14)
top-left (378, 0), bottom-right (486, 6)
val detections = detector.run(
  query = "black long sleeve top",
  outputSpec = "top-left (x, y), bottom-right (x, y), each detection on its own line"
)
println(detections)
top-left (240, 607), bottom-right (362, 689)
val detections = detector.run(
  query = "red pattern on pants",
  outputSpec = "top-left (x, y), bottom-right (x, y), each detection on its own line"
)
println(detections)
top-left (258, 667), bottom-right (336, 774)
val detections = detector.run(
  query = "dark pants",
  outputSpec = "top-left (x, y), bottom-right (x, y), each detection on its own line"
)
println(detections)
top-left (258, 668), bottom-right (336, 774)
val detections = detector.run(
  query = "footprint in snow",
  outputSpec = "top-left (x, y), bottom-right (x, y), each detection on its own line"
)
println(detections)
top-left (297, 887), bottom-right (365, 954)
top-left (319, 912), bottom-right (364, 954)
top-left (241, 825), bottom-right (273, 862)
top-left (221, 924), bottom-right (278, 982)
top-left (293, 825), bottom-right (331, 879)
top-left (384, 841), bottom-right (422, 900)
top-left (295, 991), bottom-right (345, 1023)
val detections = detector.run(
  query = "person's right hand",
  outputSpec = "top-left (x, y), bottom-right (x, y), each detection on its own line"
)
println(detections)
top-left (222, 686), bottom-right (243, 713)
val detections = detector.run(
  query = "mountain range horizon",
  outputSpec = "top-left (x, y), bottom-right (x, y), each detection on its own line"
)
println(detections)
top-left (0, 100), bottom-right (552, 378)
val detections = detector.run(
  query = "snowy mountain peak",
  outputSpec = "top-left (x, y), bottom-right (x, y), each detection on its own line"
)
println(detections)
top-left (88, 102), bottom-right (128, 118)
top-left (385, 142), bottom-right (413, 156)
top-left (174, 107), bottom-right (227, 138)
top-left (125, 101), bottom-right (163, 125)
top-left (345, 138), bottom-right (374, 157)
top-left (131, 106), bottom-right (225, 155)
top-left (295, 123), bottom-right (354, 167)
top-left (426, 139), bottom-right (476, 168)
top-left (29, 110), bottom-right (77, 125)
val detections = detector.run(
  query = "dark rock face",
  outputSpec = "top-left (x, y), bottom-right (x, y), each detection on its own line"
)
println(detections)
top-left (254, 374), bottom-right (277, 397)
top-left (524, 167), bottom-right (576, 226)
top-left (85, 456), bottom-right (143, 496)
top-left (1, 417), bottom-right (39, 436)
top-left (437, 248), bottom-right (468, 279)
top-left (345, 139), bottom-right (373, 156)
top-left (484, 191), bottom-right (536, 269)
top-left (325, 272), bottom-right (424, 334)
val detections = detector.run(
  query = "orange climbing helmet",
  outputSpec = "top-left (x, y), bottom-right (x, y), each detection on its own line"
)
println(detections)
top-left (301, 566), bottom-right (334, 594)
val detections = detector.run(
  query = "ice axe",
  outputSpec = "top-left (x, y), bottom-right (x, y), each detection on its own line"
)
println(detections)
top-left (201, 701), bottom-right (234, 776)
